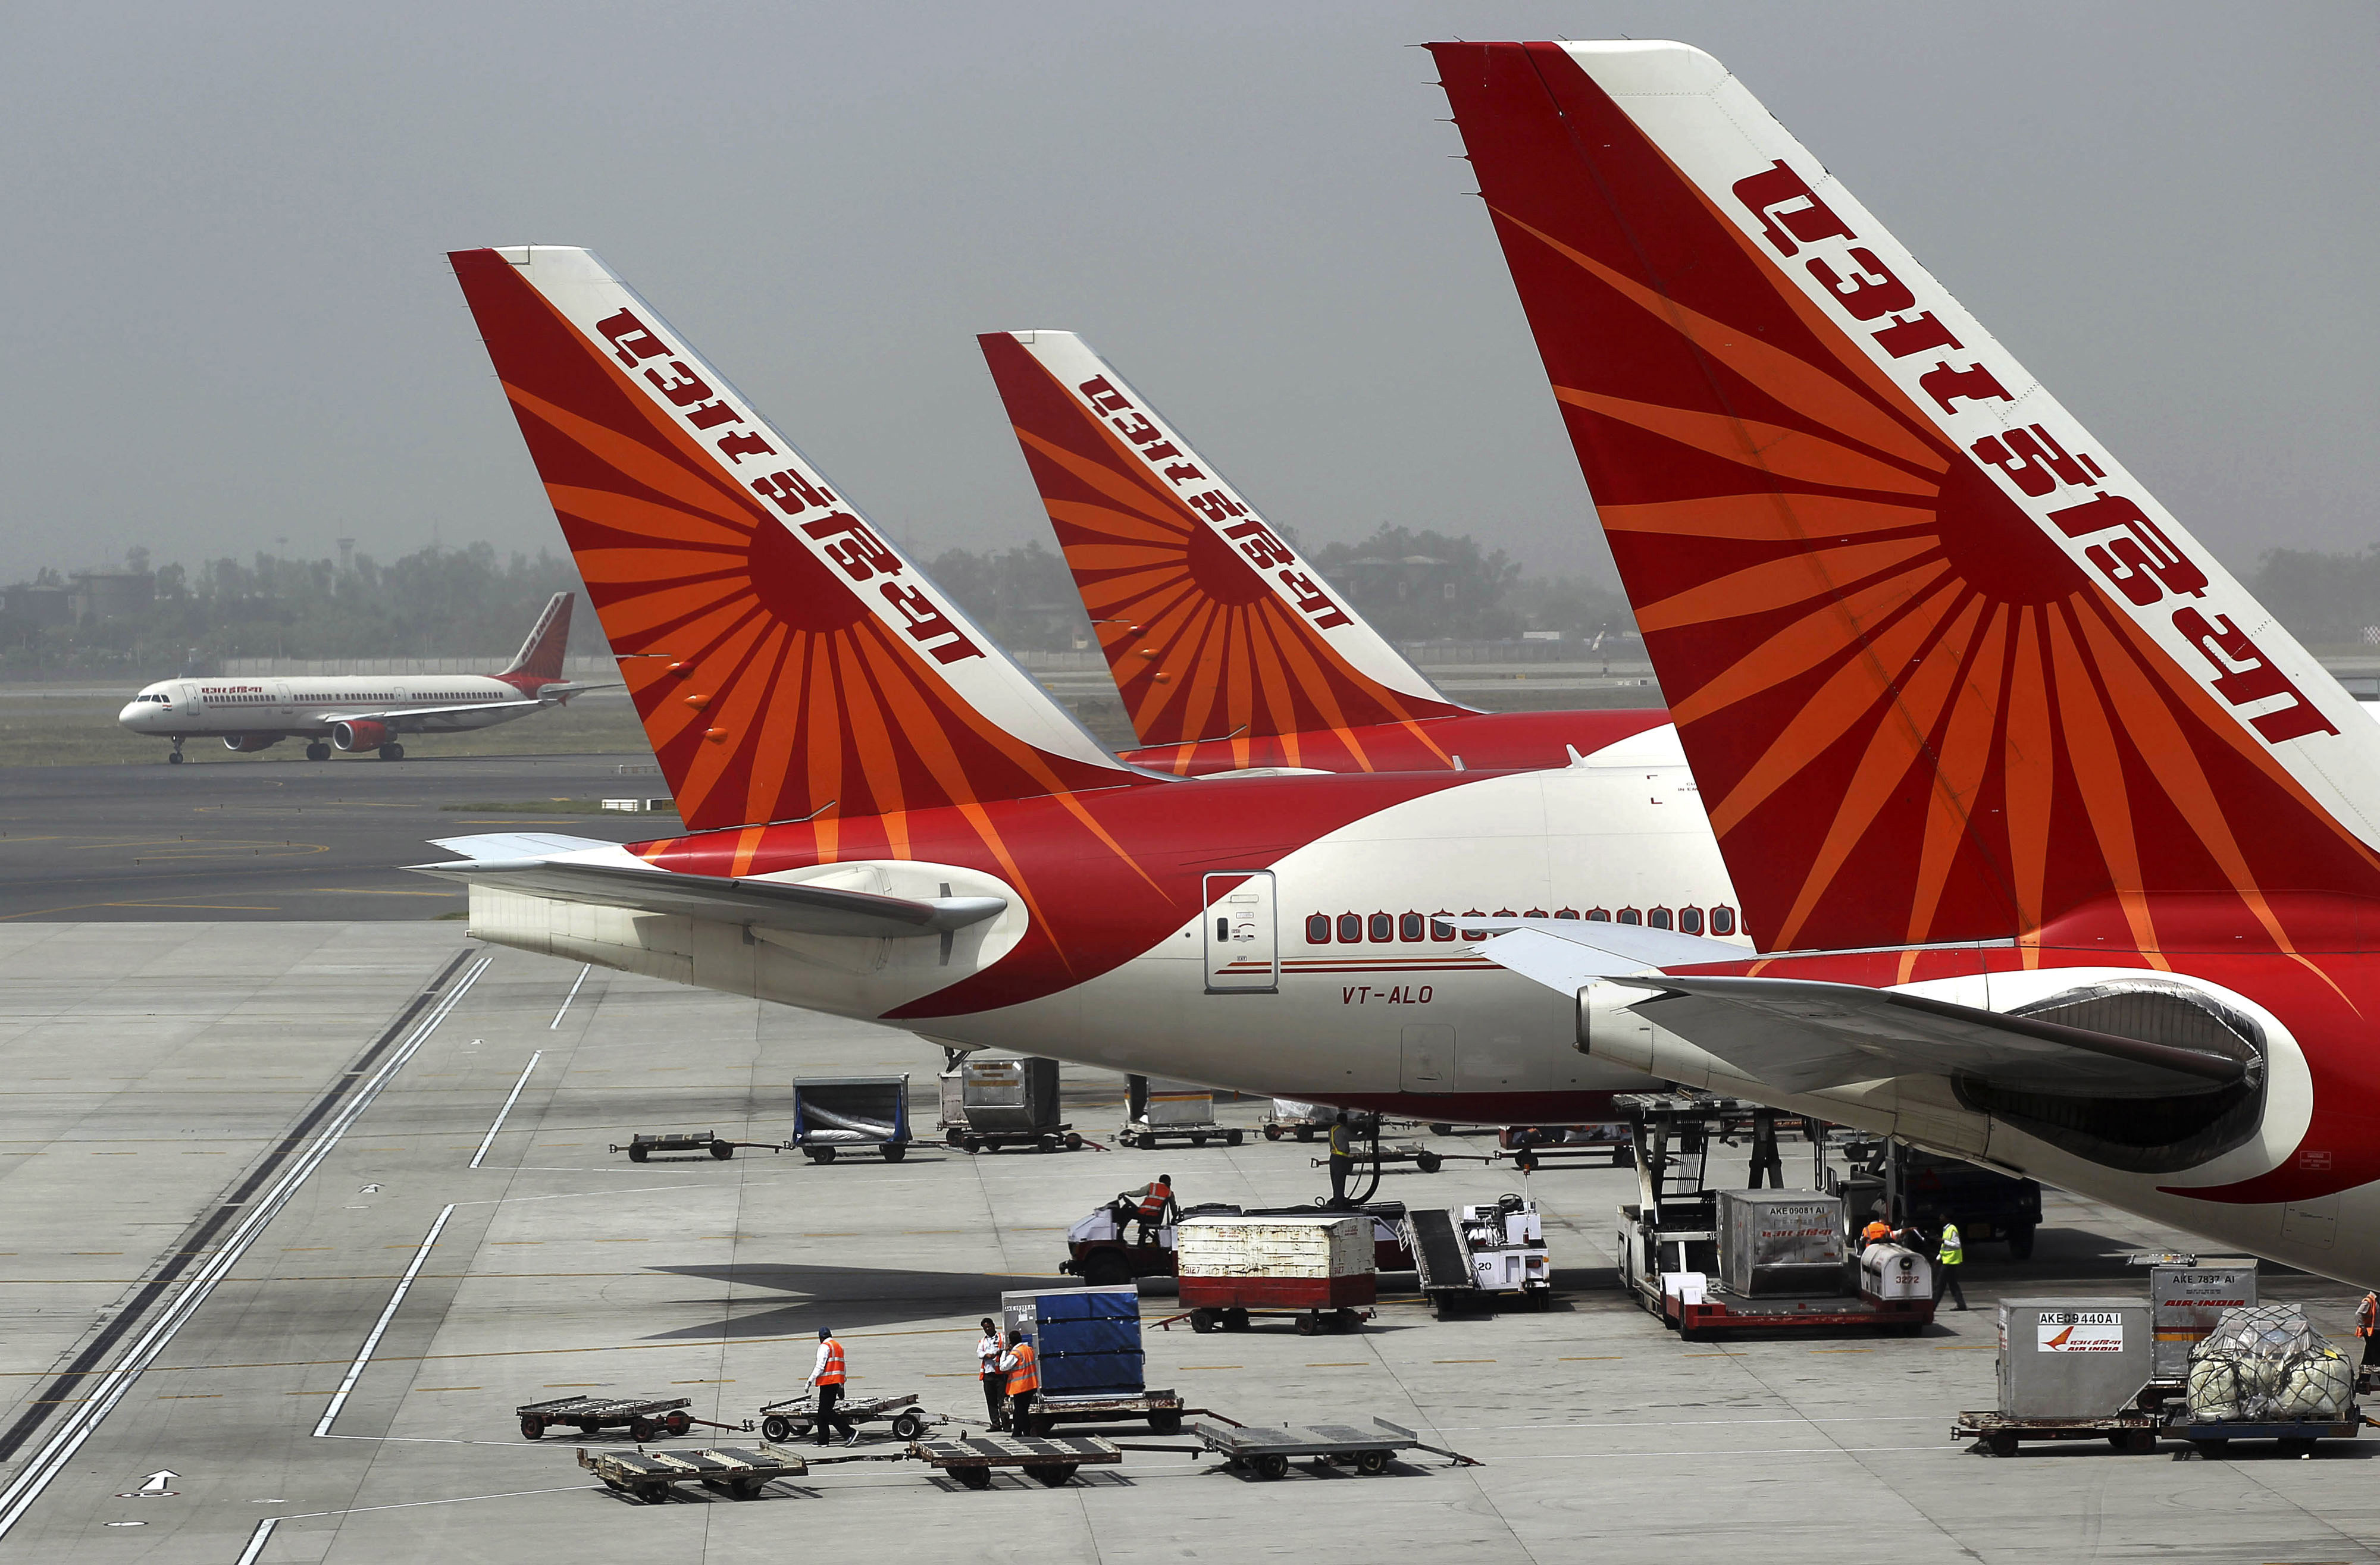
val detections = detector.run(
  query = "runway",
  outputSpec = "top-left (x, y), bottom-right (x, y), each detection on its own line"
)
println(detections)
top-left (0, 756), bottom-right (679, 923)
top-left (0, 924), bottom-right (2371, 1563)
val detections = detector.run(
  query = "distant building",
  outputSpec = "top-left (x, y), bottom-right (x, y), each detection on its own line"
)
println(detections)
top-left (67, 570), bottom-right (155, 622)
top-left (2, 582), bottom-right (72, 627)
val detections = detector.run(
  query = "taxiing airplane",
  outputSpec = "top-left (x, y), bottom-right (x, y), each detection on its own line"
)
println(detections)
top-left (120, 591), bottom-right (590, 763)
top-left (978, 328), bottom-right (1668, 776)
top-left (418, 245), bottom-right (1743, 1121)
top-left (1436, 39), bottom-right (2380, 1284)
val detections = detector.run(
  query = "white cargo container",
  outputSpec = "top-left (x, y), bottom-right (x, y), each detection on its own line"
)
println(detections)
top-left (1176, 1215), bottom-right (1374, 1310)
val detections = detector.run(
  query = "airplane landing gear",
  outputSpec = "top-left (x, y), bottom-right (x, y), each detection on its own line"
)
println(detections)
top-left (305, 742), bottom-right (331, 761)
top-left (168, 738), bottom-right (185, 766)
top-left (376, 742), bottom-right (406, 762)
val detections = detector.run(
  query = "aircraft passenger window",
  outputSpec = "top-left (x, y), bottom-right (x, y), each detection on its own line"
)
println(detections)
top-left (1305, 914), bottom-right (1331, 945)
top-left (1459, 909), bottom-right (1488, 940)
top-left (1648, 907), bottom-right (1673, 930)
top-left (1711, 906), bottom-right (1737, 936)
top-left (1523, 908), bottom-right (1547, 918)
top-left (1399, 912), bottom-right (1424, 942)
top-left (1617, 907), bottom-right (1642, 925)
top-left (1586, 908), bottom-right (1610, 921)
top-left (1336, 912), bottom-right (1363, 944)
top-left (1678, 906), bottom-right (1704, 935)
top-left (1429, 911), bottom-right (1457, 943)
top-left (1554, 908), bottom-right (1580, 920)
top-left (1367, 913), bottom-right (1392, 943)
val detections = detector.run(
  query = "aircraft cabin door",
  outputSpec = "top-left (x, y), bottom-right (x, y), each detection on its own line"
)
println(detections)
top-left (1201, 872), bottom-right (1277, 995)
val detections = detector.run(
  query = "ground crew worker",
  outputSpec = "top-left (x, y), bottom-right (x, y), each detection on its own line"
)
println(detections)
top-left (1860, 1218), bottom-right (1893, 1250)
top-left (2357, 1290), bottom-right (2378, 1368)
top-left (1933, 1223), bottom-right (1967, 1311)
top-left (806, 1326), bottom-right (859, 1446)
top-left (1327, 1111), bottom-right (1354, 1206)
top-left (1117, 1175), bottom-right (1175, 1244)
top-left (1000, 1329), bottom-right (1039, 1433)
top-left (976, 1317), bottom-right (1007, 1429)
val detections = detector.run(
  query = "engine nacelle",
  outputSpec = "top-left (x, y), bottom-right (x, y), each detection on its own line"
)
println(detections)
top-left (333, 719), bottom-right (391, 752)
top-left (222, 734), bottom-right (283, 753)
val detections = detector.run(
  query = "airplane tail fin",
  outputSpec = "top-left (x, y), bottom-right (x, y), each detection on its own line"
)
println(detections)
top-left (978, 330), bottom-right (1468, 756)
top-left (1433, 40), bottom-right (2380, 959)
top-left (449, 247), bottom-right (1141, 834)
top-left (500, 591), bottom-right (574, 682)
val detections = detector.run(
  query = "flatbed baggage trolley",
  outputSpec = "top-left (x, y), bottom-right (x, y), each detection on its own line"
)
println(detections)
top-left (756, 1390), bottom-right (932, 1443)
top-left (1015, 1390), bottom-right (1186, 1437)
top-left (578, 1444), bottom-right (806, 1504)
top-left (2169, 1416), bottom-right (2365, 1456)
top-left (1952, 1409), bottom-right (2168, 1456)
top-left (912, 1433), bottom-right (1122, 1489)
top-left (1116, 1074), bottom-right (1241, 1149)
top-left (519, 1394), bottom-right (708, 1442)
top-left (611, 1131), bottom-right (784, 1163)
top-left (1186, 1417), bottom-right (1479, 1480)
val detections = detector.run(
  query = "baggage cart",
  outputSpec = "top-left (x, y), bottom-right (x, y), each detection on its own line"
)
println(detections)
top-left (1498, 1122), bottom-right (1633, 1169)
top-left (1952, 1409), bottom-right (2166, 1457)
top-left (610, 1131), bottom-right (785, 1163)
top-left (1013, 1390), bottom-right (1186, 1438)
top-left (2169, 1416), bottom-right (2364, 1456)
top-left (517, 1394), bottom-right (710, 1442)
top-left (912, 1432), bottom-right (1122, 1489)
top-left (1175, 1212), bottom-right (1375, 1332)
top-left (939, 1056), bottom-right (1084, 1153)
top-left (578, 1443), bottom-right (806, 1503)
top-left (791, 1074), bottom-right (912, 1163)
top-left (1117, 1074), bottom-right (1240, 1149)
top-left (1186, 1416), bottom-right (1478, 1480)
top-left (1260, 1099), bottom-right (1336, 1140)
top-left (755, 1390), bottom-right (934, 1444)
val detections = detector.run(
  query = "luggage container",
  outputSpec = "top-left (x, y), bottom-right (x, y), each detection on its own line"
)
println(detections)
top-left (998, 1285), bottom-right (1183, 1434)
top-left (1997, 1298), bottom-right (2155, 1419)
top-left (940, 1056), bottom-right (1082, 1153)
top-left (1117, 1074), bottom-right (1240, 1149)
top-left (791, 1074), bottom-right (911, 1162)
top-left (2150, 1259), bottom-right (2258, 1381)
top-left (1718, 1190), bottom-right (1847, 1297)
top-left (2175, 1303), bottom-right (2364, 1454)
top-left (1176, 1214), bottom-right (1374, 1332)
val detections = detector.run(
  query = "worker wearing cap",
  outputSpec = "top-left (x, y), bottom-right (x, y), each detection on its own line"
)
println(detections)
top-left (1124, 1175), bottom-right (1175, 1244)
top-left (1000, 1329), bottom-right (1039, 1433)
top-left (1933, 1224), bottom-right (1967, 1311)
top-left (806, 1327), bottom-right (859, 1447)
top-left (1327, 1111), bottom-right (1354, 1207)
top-left (2357, 1291), bottom-right (2378, 1368)
top-left (976, 1318), bottom-right (1008, 1429)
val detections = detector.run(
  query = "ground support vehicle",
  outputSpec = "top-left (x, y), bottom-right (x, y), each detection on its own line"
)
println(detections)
top-left (1827, 1134), bottom-right (2044, 1257)
top-left (1117, 1074), bottom-right (1239, 1149)
top-left (611, 1131), bottom-right (784, 1163)
top-left (1059, 1200), bottom-right (1412, 1288)
top-left (1951, 1410), bottom-right (2167, 1456)
top-left (1185, 1417), bottom-right (1477, 1480)
top-left (1311, 1143), bottom-right (1463, 1174)
top-left (518, 1395), bottom-right (718, 1441)
top-left (1012, 1391), bottom-right (1186, 1437)
top-left (938, 1056), bottom-right (1086, 1153)
top-left (912, 1433), bottom-right (1121, 1488)
top-left (578, 1444), bottom-right (806, 1503)
top-left (791, 1074), bottom-right (912, 1163)
top-left (1169, 1303), bottom-right (1373, 1335)
top-left (1405, 1196), bottom-right (1552, 1318)
top-left (755, 1390), bottom-right (933, 1443)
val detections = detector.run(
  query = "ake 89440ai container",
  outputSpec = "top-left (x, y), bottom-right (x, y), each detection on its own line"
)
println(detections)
top-left (1997, 1298), bottom-right (2154, 1418)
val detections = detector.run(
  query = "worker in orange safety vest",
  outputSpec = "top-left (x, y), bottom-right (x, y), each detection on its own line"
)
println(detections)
top-left (1116, 1175), bottom-right (1175, 1244)
top-left (806, 1326), bottom-right (858, 1447)
top-left (2357, 1291), bottom-right (2378, 1368)
top-left (1000, 1330), bottom-right (1040, 1433)
top-left (1860, 1218), bottom-right (1893, 1249)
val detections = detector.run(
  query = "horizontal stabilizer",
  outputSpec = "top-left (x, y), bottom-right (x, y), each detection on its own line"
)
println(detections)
top-left (1612, 976), bottom-right (2251, 1098)
top-left (411, 852), bottom-right (1006, 938)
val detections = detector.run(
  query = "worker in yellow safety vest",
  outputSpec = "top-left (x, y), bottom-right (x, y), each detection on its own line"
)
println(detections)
top-left (806, 1326), bottom-right (859, 1447)
top-left (1933, 1224), bottom-right (1966, 1311)
top-left (976, 1317), bottom-right (1008, 1429)
top-left (2357, 1291), bottom-right (2378, 1368)
top-left (1000, 1330), bottom-right (1040, 1432)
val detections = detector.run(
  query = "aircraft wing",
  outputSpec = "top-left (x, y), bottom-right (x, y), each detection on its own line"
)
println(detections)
top-left (312, 700), bottom-right (541, 724)
top-left (1474, 923), bottom-right (2250, 1098)
top-left (410, 838), bottom-right (1006, 938)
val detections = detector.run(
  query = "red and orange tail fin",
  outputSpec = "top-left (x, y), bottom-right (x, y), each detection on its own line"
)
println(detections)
top-left (978, 330), bottom-right (1469, 752)
top-left (1434, 41), bottom-right (2380, 958)
top-left (450, 247), bottom-right (1140, 834)
top-left (500, 591), bottom-right (574, 682)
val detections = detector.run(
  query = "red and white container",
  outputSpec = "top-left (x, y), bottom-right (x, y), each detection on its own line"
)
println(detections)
top-left (1175, 1215), bottom-right (1376, 1309)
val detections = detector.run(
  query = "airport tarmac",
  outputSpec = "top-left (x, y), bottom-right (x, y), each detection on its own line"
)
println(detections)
top-left (0, 757), bottom-right (678, 923)
top-left (2, 923), bottom-right (2373, 1563)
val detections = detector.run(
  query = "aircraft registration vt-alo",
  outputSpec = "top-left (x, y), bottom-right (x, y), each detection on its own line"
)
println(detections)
top-left (120, 592), bottom-right (590, 763)
top-left (1436, 39), bottom-right (2380, 1285)
top-left (415, 245), bottom-right (1745, 1120)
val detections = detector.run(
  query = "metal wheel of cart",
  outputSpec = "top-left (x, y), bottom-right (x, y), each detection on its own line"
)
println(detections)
top-left (1031, 1464), bottom-right (1079, 1486)
top-left (519, 1416), bottom-right (545, 1439)
top-left (1984, 1432), bottom-right (2018, 1457)
top-left (882, 1143), bottom-right (906, 1162)
top-left (1264, 1124), bottom-right (1283, 1140)
top-left (762, 1416), bottom-right (798, 1442)
top-left (891, 1413), bottom-right (926, 1440)
top-left (954, 1467), bottom-right (992, 1489)
top-left (1250, 1453), bottom-right (1290, 1481)
top-left (1355, 1450), bottom-right (1390, 1475)
top-left (1149, 1410), bottom-right (1182, 1437)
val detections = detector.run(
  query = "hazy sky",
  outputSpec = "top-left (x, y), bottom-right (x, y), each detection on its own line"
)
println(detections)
top-left (5, 2), bottom-right (2373, 588)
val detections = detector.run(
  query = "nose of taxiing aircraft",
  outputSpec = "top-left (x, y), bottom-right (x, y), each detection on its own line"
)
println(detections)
top-left (118, 694), bottom-right (155, 729)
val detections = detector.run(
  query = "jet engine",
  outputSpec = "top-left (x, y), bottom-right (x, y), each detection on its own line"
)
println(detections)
top-left (333, 719), bottom-right (391, 752)
top-left (221, 735), bottom-right (283, 753)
